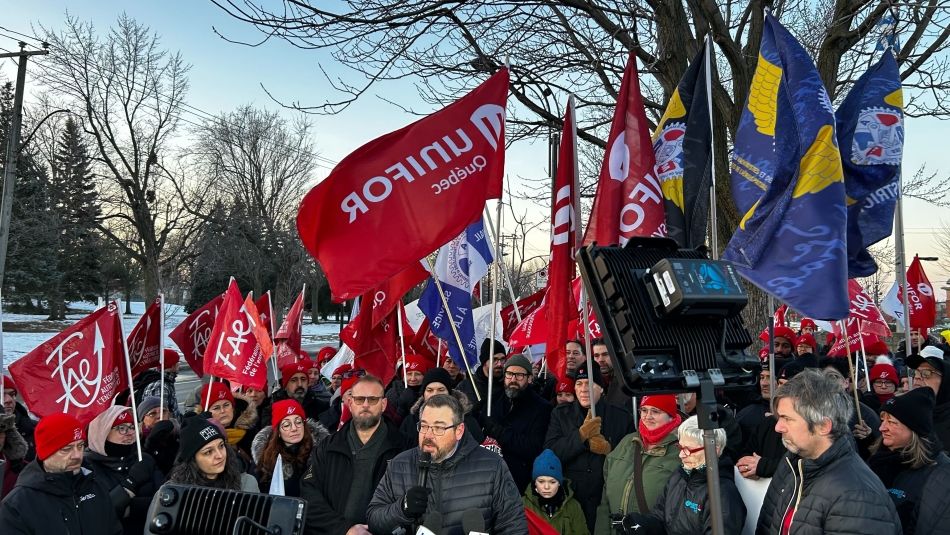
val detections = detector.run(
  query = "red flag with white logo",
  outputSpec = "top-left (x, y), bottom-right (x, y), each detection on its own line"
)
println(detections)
top-left (256, 291), bottom-right (274, 338)
top-left (340, 295), bottom-right (412, 387)
top-left (275, 289), bottom-right (305, 368)
top-left (9, 302), bottom-right (128, 423)
top-left (246, 295), bottom-right (275, 362)
top-left (203, 280), bottom-right (269, 390)
top-left (370, 262), bottom-right (428, 328)
top-left (905, 256), bottom-right (936, 329)
top-left (583, 54), bottom-right (666, 246)
top-left (127, 296), bottom-right (163, 376)
top-left (570, 277), bottom-right (603, 340)
top-left (297, 68), bottom-right (509, 301)
top-left (500, 289), bottom-right (545, 341)
top-left (170, 293), bottom-right (225, 377)
top-left (841, 279), bottom-right (892, 338)
top-left (545, 98), bottom-right (580, 381)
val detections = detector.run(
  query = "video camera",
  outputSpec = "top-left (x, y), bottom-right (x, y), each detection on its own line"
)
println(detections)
top-left (577, 237), bottom-right (760, 397)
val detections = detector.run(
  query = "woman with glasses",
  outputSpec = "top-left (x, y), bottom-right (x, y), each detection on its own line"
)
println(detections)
top-left (861, 359), bottom-right (900, 412)
top-left (251, 399), bottom-right (329, 496)
top-left (84, 406), bottom-right (163, 534)
top-left (906, 350), bottom-right (950, 454)
top-left (613, 416), bottom-right (746, 535)
top-left (593, 395), bottom-right (682, 535)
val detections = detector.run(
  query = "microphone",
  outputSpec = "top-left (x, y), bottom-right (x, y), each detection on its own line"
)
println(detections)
top-left (415, 511), bottom-right (443, 535)
top-left (418, 451), bottom-right (433, 488)
top-left (461, 509), bottom-right (488, 535)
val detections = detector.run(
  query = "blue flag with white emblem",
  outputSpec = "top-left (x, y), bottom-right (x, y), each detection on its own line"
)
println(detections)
top-left (419, 220), bottom-right (493, 370)
top-left (725, 13), bottom-right (849, 320)
top-left (835, 50), bottom-right (903, 278)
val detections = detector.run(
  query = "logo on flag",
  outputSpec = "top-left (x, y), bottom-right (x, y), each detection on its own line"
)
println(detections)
top-left (170, 293), bottom-right (224, 377)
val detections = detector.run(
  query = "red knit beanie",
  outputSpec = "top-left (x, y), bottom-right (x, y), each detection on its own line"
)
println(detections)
top-left (112, 409), bottom-right (133, 427)
top-left (281, 362), bottom-right (309, 386)
top-left (271, 399), bottom-right (305, 429)
top-left (162, 348), bottom-right (181, 368)
top-left (1, 375), bottom-right (15, 393)
top-left (640, 394), bottom-right (678, 418)
top-left (35, 413), bottom-right (85, 461)
top-left (404, 355), bottom-right (430, 374)
top-left (870, 363), bottom-right (899, 386)
top-left (556, 380), bottom-right (575, 394)
top-left (200, 382), bottom-right (235, 411)
top-left (795, 333), bottom-right (817, 352)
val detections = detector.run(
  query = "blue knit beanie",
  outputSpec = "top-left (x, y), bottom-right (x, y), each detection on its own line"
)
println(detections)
top-left (532, 449), bottom-right (563, 483)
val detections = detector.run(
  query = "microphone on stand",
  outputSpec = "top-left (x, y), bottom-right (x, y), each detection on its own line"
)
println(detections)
top-left (461, 509), bottom-right (489, 535)
top-left (415, 511), bottom-right (443, 535)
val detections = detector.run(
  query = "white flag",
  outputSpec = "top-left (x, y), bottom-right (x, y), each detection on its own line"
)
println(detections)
top-left (881, 281), bottom-right (904, 322)
top-left (269, 454), bottom-right (285, 496)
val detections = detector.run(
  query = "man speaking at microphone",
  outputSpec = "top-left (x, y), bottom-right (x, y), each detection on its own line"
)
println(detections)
top-left (367, 394), bottom-right (527, 534)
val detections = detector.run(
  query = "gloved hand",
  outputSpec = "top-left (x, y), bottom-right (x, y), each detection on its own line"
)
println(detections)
top-left (403, 486), bottom-right (431, 517)
top-left (587, 434), bottom-right (612, 455)
top-left (120, 455), bottom-right (156, 493)
top-left (578, 413), bottom-right (602, 441)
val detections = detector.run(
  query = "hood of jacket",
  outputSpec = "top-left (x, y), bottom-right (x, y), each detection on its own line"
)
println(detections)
top-left (16, 459), bottom-right (95, 498)
top-left (409, 388), bottom-right (474, 416)
top-left (87, 405), bottom-right (133, 455)
top-left (250, 419), bottom-right (330, 463)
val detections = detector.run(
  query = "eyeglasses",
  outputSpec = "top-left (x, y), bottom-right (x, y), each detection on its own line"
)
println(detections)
top-left (639, 407), bottom-right (668, 417)
top-left (342, 369), bottom-right (366, 379)
top-left (872, 380), bottom-right (896, 387)
top-left (112, 424), bottom-right (136, 435)
top-left (350, 395), bottom-right (382, 405)
top-left (504, 371), bottom-right (529, 380)
top-left (417, 423), bottom-right (458, 436)
top-left (677, 444), bottom-right (705, 455)
top-left (914, 370), bottom-right (942, 380)
top-left (279, 418), bottom-right (305, 431)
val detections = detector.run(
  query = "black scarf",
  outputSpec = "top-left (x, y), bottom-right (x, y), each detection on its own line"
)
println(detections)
top-left (532, 485), bottom-right (565, 517)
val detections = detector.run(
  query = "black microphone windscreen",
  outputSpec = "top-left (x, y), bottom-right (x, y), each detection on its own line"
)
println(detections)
top-left (461, 509), bottom-right (486, 533)
top-left (419, 451), bottom-right (433, 464)
top-left (424, 511), bottom-right (443, 532)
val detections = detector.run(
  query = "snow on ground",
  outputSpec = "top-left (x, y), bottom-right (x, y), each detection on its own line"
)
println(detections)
top-left (2, 300), bottom-right (342, 369)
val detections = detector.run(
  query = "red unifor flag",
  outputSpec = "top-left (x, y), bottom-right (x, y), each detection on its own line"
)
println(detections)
top-left (275, 289), bottom-right (305, 368)
top-left (545, 98), bottom-right (580, 381)
top-left (905, 255), bottom-right (937, 329)
top-left (583, 53), bottom-right (666, 246)
top-left (9, 302), bottom-right (128, 423)
top-left (297, 68), bottom-right (509, 301)
top-left (255, 291), bottom-right (274, 338)
top-left (500, 289), bottom-right (545, 341)
top-left (170, 292), bottom-right (225, 377)
top-left (127, 296), bottom-right (163, 376)
top-left (203, 280), bottom-right (269, 390)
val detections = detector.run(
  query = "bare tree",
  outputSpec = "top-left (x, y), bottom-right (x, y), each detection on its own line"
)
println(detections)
top-left (858, 239), bottom-right (896, 307)
top-left (35, 14), bottom-right (195, 301)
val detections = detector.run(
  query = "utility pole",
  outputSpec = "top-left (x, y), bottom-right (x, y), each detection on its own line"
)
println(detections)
top-left (0, 42), bottom-right (50, 288)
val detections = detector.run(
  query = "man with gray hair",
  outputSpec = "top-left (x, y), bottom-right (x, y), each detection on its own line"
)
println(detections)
top-left (367, 394), bottom-right (527, 534)
top-left (756, 369), bottom-right (901, 534)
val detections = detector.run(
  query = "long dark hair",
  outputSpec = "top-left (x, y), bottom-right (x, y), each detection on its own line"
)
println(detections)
top-left (168, 442), bottom-right (245, 490)
top-left (257, 423), bottom-right (315, 487)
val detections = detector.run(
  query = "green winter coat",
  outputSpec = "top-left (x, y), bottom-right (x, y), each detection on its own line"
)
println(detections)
top-left (523, 479), bottom-right (590, 535)
top-left (593, 430), bottom-right (680, 535)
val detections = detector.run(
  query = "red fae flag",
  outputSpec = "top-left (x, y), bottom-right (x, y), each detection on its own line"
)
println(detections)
top-left (583, 53), bottom-right (666, 246)
top-left (9, 302), bottom-right (128, 424)
top-left (545, 98), bottom-right (580, 381)
top-left (203, 281), bottom-right (269, 390)
top-left (127, 296), bottom-right (163, 376)
top-left (297, 68), bottom-right (509, 301)
top-left (905, 256), bottom-right (936, 329)
top-left (842, 279), bottom-right (892, 338)
top-left (275, 289), bottom-right (305, 368)
top-left (170, 292), bottom-right (224, 377)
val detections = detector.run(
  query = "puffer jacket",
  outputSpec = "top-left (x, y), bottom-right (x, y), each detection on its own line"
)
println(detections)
top-left (523, 479), bottom-right (589, 535)
top-left (0, 460), bottom-right (122, 534)
top-left (868, 446), bottom-right (950, 534)
top-left (249, 419), bottom-right (329, 496)
top-left (593, 430), bottom-right (680, 535)
top-left (366, 433), bottom-right (528, 534)
top-left (637, 457), bottom-right (746, 535)
top-left (916, 460), bottom-right (950, 535)
top-left (544, 399), bottom-right (633, 532)
top-left (756, 436), bottom-right (901, 534)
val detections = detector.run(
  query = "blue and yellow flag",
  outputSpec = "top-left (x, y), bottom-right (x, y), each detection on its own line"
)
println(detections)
top-left (724, 14), bottom-right (849, 320)
top-left (836, 50), bottom-right (903, 278)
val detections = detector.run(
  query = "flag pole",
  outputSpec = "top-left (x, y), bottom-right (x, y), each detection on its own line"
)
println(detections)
top-left (768, 296), bottom-right (776, 407)
top-left (894, 196), bottom-right (913, 359)
top-left (487, 199), bottom-right (504, 416)
top-left (839, 319), bottom-right (865, 426)
top-left (857, 320), bottom-right (871, 392)
top-left (704, 35), bottom-right (719, 259)
top-left (483, 208), bottom-right (534, 363)
top-left (267, 291), bottom-right (279, 385)
top-left (0, 290), bottom-right (5, 395)
top-left (159, 295), bottom-right (166, 420)
top-left (117, 300), bottom-right (143, 462)
top-left (396, 303), bottom-right (408, 386)
top-left (424, 257), bottom-right (481, 403)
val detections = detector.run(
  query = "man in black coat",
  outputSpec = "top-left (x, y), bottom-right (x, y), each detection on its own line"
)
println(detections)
top-left (457, 339), bottom-right (506, 414)
top-left (301, 375), bottom-right (405, 535)
top-left (756, 369), bottom-right (900, 535)
top-left (480, 354), bottom-right (552, 492)
top-left (543, 361), bottom-right (633, 531)
top-left (0, 413), bottom-right (122, 534)
top-left (262, 362), bottom-right (330, 426)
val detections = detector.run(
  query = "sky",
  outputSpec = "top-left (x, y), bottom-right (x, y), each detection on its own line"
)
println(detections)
top-left (3, 1), bottom-right (950, 302)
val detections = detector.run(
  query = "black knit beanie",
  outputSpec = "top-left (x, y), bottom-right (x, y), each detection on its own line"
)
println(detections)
top-left (177, 417), bottom-right (225, 462)
top-left (479, 339), bottom-right (507, 365)
top-left (421, 367), bottom-right (453, 392)
top-left (573, 360), bottom-right (606, 389)
top-left (881, 387), bottom-right (936, 438)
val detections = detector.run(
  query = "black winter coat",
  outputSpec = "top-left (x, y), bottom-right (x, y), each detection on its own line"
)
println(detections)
top-left (481, 387), bottom-right (553, 492)
top-left (756, 436), bottom-right (901, 535)
top-left (457, 366), bottom-right (502, 415)
top-left (741, 414), bottom-right (787, 478)
top-left (12, 403), bottom-right (36, 460)
top-left (83, 451), bottom-right (163, 535)
top-left (366, 433), bottom-right (528, 534)
top-left (0, 460), bottom-right (122, 535)
top-left (916, 460), bottom-right (950, 535)
top-left (299, 418), bottom-right (405, 535)
top-left (868, 447), bottom-right (950, 535)
top-left (637, 457), bottom-right (746, 535)
top-left (543, 399), bottom-right (634, 530)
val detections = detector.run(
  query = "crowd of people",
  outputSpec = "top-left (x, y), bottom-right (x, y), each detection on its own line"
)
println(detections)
top-left (1, 325), bottom-right (949, 534)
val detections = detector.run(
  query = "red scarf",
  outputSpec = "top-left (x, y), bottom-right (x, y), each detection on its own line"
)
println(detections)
top-left (638, 413), bottom-right (682, 449)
